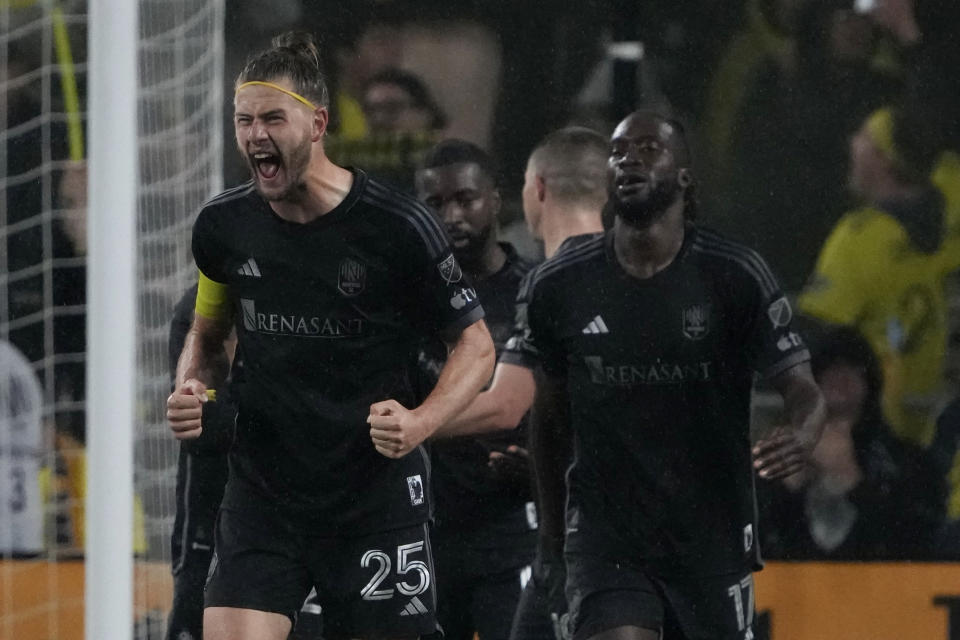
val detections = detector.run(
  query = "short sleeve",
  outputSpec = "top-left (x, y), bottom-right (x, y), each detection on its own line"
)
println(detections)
top-left (739, 253), bottom-right (811, 379)
top-left (501, 270), bottom-right (566, 377)
top-left (191, 207), bottom-right (229, 284)
top-left (398, 201), bottom-right (485, 340)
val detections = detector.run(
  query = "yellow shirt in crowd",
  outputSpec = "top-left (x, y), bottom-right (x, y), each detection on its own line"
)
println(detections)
top-left (798, 206), bottom-right (950, 447)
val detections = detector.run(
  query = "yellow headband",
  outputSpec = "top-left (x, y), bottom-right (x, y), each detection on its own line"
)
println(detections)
top-left (235, 81), bottom-right (317, 110)
top-left (865, 107), bottom-right (900, 166)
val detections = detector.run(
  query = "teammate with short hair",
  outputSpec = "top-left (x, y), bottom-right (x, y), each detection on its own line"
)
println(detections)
top-left (166, 32), bottom-right (495, 640)
top-left (414, 139), bottom-right (536, 640)
top-left (440, 127), bottom-right (610, 439)
top-left (516, 111), bottom-right (826, 640)
top-left (430, 127), bottom-right (608, 640)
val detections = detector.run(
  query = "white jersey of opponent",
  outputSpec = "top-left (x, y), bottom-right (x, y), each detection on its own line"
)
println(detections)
top-left (0, 339), bottom-right (43, 555)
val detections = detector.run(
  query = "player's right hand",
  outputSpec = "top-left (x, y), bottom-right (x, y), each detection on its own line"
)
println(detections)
top-left (167, 379), bottom-right (208, 440)
top-left (488, 445), bottom-right (530, 485)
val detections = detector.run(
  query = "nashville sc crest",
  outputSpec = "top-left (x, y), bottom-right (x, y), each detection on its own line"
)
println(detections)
top-left (682, 303), bottom-right (710, 340)
top-left (338, 257), bottom-right (366, 296)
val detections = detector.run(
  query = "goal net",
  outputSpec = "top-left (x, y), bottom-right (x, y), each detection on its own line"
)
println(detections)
top-left (0, 1), bottom-right (223, 637)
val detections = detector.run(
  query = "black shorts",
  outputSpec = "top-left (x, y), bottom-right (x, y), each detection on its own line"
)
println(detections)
top-left (565, 552), bottom-right (755, 640)
top-left (510, 554), bottom-right (567, 640)
top-left (206, 508), bottom-right (440, 639)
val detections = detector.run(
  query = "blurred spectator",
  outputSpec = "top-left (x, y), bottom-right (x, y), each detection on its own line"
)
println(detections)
top-left (932, 150), bottom-right (960, 277)
top-left (624, 0), bottom-right (743, 121)
top-left (868, 0), bottom-right (960, 276)
top-left (327, 19), bottom-right (404, 140)
top-left (0, 339), bottom-right (44, 557)
top-left (326, 68), bottom-right (446, 191)
top-left (707, 0), bottom-right (901, 291)
top-left (704, 0), bottom-right (798, 193)
top-left (931, 398), bottom-right (960, 556)
top-left (867, 0), bottom-right (960, 144)
top-left (362, 68), bottom-right (447, 135)
top-left (797, 107), bottom-right (949, 447)
top-left (5, 42), bottom-right (61, 364)
top-left (759, 327), bottom-right (942, 560)
top-left (37, 429), bottom-right (148, 556)
top-left (52, 162), bottom-right (88, 447)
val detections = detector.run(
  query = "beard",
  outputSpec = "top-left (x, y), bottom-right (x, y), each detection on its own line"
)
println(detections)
top-left (243, 131), bottom-right (312, 202)
top-left (611, 174), bottom-right (681, 227)
top-left (452, 223), bottom-right (493, 265)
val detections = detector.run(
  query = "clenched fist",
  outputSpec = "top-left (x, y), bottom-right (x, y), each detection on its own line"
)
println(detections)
top-left (368, 399), bottom-right (433, 459)
top-left (167, 379), bottom-right (209, 440)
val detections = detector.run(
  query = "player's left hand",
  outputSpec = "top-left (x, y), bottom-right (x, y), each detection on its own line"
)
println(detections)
top-left (752, 426), bottom-right (815, 480)
top-left (368, 399), bottom-right (432, 459)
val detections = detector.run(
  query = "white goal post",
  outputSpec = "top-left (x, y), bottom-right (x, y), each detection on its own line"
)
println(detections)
top-left (86, 0), bottom-right (138, 636)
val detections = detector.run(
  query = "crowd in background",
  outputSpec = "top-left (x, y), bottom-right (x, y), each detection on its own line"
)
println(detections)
top-left (3, 0), bottom-right (960, 562)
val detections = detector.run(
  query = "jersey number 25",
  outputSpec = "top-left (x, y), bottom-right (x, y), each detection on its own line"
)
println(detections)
top-left (360, 540), bottom-right (431, 601)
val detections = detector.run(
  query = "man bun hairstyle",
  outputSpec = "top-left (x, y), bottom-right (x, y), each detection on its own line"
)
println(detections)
top-left (237, 30), bottom-right (330, 108)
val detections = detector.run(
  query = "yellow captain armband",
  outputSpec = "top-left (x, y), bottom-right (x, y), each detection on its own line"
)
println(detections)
top-left (195, 270), bottom-right (231, 320)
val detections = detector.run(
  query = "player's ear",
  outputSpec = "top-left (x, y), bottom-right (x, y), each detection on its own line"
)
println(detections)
top-left (313, 107), bottom-right (329, 142)
top-left (536, 175), bottom-right (547, 202)
top-left (490, 188), bottom-right (502, 218)
top-left (678, 168), bottom-right (692, 188)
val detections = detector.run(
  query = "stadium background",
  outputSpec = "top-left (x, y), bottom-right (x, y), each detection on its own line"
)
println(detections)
top-left (2, 0), bottom-right (959, 638)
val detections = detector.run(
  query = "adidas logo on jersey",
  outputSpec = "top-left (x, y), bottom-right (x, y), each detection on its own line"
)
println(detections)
top-left (237, 257), bottom-right (262, 277)
top-left (582, 315), bottom-right (609, 334)
top-left (399, 596), bottom-right (429, 617)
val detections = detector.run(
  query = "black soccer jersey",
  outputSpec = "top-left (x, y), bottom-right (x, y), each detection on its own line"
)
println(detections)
top-left (510, 226), bottom-right (809, 575)
top-left (502, 233), bottom-right (603, 372)
top-left (419, 243), bottom-right (535, 533)
top-left (191, 169), bottom-right (485, 535)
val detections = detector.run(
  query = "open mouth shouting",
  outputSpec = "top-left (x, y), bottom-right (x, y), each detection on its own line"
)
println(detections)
top-left (252, 150), bottom-right (283, 183)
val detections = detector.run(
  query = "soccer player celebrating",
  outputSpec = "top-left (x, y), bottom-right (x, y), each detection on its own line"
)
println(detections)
top-left (166, 32), bottom-right (494, 640)
top-left (513, 110), bottom-right (826, 640)
top-left (414, 139), bottom-right (537, 640)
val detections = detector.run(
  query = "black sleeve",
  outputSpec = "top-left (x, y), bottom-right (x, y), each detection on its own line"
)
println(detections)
top-left (398, 200), bottom-right (485, 340)
top-left (191, 206), bottom-right (230, 283)
top-left (738, 253), bottom-right (811, 378)
top-left (501, 270), bottom-right (566, 377)
top-left (500, 270), bottom-right (539, 370)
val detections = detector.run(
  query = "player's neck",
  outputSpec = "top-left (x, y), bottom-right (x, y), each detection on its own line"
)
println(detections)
top-left (460, 239), bottom-right (506, 281)
top-left (612, 202), bottom-right (685, 279)
top-left (268, 154), bottom-right (354, 224)
top-left (542, 205), bottom-right (604, 259)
